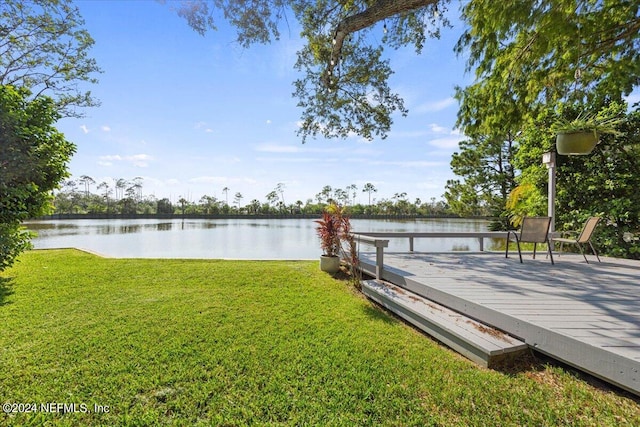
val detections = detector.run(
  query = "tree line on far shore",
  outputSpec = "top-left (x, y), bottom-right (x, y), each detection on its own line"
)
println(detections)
top-left (52, 178), bottom-right (452, 217)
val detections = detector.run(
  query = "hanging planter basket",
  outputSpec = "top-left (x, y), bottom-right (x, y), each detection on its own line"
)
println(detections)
top-left (556, 131), bottom-right (599, 155)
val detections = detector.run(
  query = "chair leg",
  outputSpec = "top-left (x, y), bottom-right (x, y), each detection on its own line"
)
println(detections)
top-left (589, 241), bottom-right (601, 262)
top-left (577, 243), bottom-right (589, 263)
top-left (546, 243), bottom-right (554, 265)
top-left (505, 232), bottom-right (511, 259)
top-left (515, 238), bottom-right (523, 263)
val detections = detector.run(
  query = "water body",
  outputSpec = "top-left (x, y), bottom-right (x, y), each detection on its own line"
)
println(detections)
top-left (25, 218), bottom-right (492, 260)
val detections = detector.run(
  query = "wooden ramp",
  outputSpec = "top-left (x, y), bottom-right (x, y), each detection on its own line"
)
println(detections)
top-left (362, 279), bottom-right (528, 368)
top-left (358, 252), bottom-right (640, 396)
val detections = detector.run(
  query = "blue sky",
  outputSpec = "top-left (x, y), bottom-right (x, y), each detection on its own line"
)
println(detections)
top-left (58, 1), bottom-right (473, 206)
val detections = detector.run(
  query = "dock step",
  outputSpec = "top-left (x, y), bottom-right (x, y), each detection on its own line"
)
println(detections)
top-left (362, 279), bottom-right (528, 368)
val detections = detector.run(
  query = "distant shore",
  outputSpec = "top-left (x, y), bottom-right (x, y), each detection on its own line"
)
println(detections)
top-left (32, 213), bottom-right (488, 221)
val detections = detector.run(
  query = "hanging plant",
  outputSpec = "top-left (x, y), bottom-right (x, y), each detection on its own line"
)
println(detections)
top-left (551, 110), bottom-right (624, 155)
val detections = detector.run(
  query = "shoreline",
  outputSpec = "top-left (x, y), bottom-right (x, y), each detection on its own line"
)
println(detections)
top-left (32, 213), bottom-right (490, 221)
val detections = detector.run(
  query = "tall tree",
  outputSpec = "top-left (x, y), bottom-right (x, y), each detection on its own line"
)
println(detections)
top-left (234, 192), bottom-right (243, 211)
top-left (0, 85), bottom-right (76, 270)
top-left (78, 175), bottom-right (95, 197)
top-left (0, 0), bottom-right (101, 116)
top-left (457, 0), bottom-right (640, 107)
top-left (222, 187), bottom-right (230, 206)
top-left (347, 183), bottom-right (358, 205)
top-left (444, 133), bottom-right (517, 219)
top-left (362, 183), bottom-right (377, 206)
top-left (266, 190), bottom-right (279, 208)
top-left (172, 0), bottom-right (447, 141)
top-left (132, 177), bottom-right (144, 201)
top-left (115, 178), bottom-right (128, 201)
top-left (97, 181), bottom-right (112, 213)
top-left (275, 182), bottom-right (286, 206)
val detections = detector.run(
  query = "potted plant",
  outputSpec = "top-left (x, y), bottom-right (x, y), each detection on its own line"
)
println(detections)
top-left (551, 110), bottom-right (623, 155)
top-left (315, 203), bottom-right (343, 274)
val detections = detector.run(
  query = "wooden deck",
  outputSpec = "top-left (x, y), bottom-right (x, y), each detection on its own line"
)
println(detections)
top-left (358, 251), bottom-right (640, 395)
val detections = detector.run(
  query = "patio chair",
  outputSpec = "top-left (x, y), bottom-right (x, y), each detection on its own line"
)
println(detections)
top-left (552, 216), bottom-right (601, 263)
top-left (505, 216), bottom-right (554, 264)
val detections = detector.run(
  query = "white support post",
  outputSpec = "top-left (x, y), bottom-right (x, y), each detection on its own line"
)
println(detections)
top-left (542, 152), bottom-right (556, 233)
top-left (376, 246), bottom-right (384, 280)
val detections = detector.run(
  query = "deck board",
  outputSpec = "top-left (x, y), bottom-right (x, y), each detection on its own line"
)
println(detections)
top-left (358, 251), bottom-right (640, 395)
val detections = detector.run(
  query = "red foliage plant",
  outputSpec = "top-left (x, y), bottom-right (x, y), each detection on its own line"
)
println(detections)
top-left (315, 208), bottom-right (342, 257)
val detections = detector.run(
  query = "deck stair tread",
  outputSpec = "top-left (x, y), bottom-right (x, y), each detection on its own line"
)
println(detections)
top-left (362, 279), bottom-right (528, 368)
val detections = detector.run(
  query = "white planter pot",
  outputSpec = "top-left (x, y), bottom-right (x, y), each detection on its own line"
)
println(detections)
top-left (319, 255), bottom-right (340, 274)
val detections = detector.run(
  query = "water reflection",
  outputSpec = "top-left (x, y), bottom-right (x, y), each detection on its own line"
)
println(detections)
top-left (24, 218), bottom-right (491, 259)
top-left (157, 222), bottom-right (173, 231)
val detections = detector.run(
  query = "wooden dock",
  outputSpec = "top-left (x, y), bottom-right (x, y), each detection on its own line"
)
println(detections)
top-left (358, 250), bottom-right (640, 396)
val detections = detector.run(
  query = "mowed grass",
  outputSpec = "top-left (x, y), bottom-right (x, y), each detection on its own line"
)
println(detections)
top-left (1, 250), bottom-right (639, 426)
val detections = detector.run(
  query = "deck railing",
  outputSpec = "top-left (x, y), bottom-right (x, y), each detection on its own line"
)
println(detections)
top-left (353, 231), bottom-right (509, 279)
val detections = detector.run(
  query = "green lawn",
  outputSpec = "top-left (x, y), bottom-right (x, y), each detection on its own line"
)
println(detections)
top-left (1, 249), bottom-right (638, 426)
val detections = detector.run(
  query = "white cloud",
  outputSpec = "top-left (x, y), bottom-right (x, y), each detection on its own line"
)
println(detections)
top-left (256, 156), bottom-right (323, 163)
top-left (429, 123), bottom-right (448, 133)
top-left (390, 130), bottom-right (430, 139)
top-left (100, 155), bottom-right (123, 161)
top-left (416, 181), bottom-right (444, 190)
top-left (129, 154), bottom-right (152, 167)
top-left (194, 122), bottom-right (215, 133)
top-left (98, 154), bottom-right (152, 168)
top-left (366, 160), bottom-right (443, 168)
top-left (266, 119), bottom-right (272, 125)
top-left (101, 125), bottom-right (111, 132)
top-left (189, 176), bottom-right (229, 184)
top-left (414, 97), bottom-right (456, 114)
top-left (80, 125), bottom-right (89, 134)
top-left (255, 143), bottom-right (301, 153)
top-left (389, 123), bottom-right (451, 139)
top-left (427, 135), bottom-right (465, 149)
top-left (189, 176), bottom-right (258, 185)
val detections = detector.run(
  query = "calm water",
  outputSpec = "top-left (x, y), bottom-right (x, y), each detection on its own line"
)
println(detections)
top-left (25, 218), bottom-right (491, 259)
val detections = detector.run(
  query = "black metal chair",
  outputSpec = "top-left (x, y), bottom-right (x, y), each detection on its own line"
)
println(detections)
top-left (505, 216), bottom-right (554, 264)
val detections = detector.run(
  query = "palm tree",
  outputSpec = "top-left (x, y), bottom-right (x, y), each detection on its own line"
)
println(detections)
top-left (276, 182), bottom-right (286, 206)
top-left (234, 192), bottom-right (243, 212)
top-left (178, 197), bottom-right (188, 216)
top-left (362, 183), bottom-right (377, 205)
top-left (266, 190), bottom-right (279, 209)
top-left (222, 187), bottom-right (229, 206)
top-left (249, 199), bottom-right (261, 214)
top-left (316, 185), bottom-right (333, 204)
